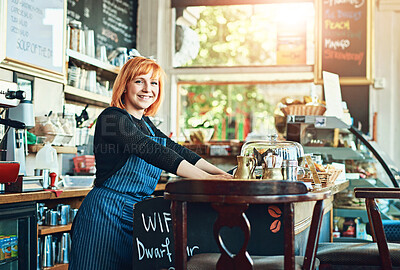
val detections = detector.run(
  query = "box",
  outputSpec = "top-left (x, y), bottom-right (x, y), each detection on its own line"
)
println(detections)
top-left (63, 175), bottom-right (94, 188)
top-left (73, 155), bottom-right (95, 173)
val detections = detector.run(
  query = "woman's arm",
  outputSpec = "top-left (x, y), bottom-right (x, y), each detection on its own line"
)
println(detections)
top-left (176, 160), bottom-right (232, 179)
top-left (194, 158), bottom-right (232, 176)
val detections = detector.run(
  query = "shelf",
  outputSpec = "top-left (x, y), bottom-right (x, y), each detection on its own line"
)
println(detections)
top-left (334, 207), bottom-right (391, 223)
top-left (44, 263), bottom-right (68, 270)
top-left (332, 237), bottom-right (372, 243)
top-left (38, 224), bottom-right (72, 236)
top-left (287, 115), bottom-right (350, 129)
top-left (64, 85), bottom-right (111, 107)
top-left (303, 146), bottom-right (365, 160)
top-left (28, 144), bottom-right (77, 154)
top-left (66, 48), bottom-right (120, 76)
top-left (0, 257), bottom-right (18, 266)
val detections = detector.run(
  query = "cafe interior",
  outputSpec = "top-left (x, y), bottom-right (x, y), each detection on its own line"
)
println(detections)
top-left (0, 0), bottom-right (400, 269)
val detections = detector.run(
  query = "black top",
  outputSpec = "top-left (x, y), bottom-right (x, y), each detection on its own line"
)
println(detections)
top-left (93, 107), bottom-right (201, 187)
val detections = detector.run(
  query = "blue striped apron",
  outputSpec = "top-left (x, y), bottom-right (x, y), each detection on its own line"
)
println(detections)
top-left (70, 120), bottom-right (166, 270)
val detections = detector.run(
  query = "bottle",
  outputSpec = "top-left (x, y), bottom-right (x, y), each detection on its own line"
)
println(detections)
top-left (35, 143), bottom-right (58, 174)
top-left (332, 219), bottom-right (341, 238)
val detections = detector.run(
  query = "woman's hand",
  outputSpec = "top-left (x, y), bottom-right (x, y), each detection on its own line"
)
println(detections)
top-left (203, 172), bottom-right (233, 180)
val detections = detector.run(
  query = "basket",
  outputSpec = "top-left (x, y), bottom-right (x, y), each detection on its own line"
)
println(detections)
top-left (281, 105), bottom-right (326, 116)
top-left (303, 169), bottom-right (342, 185)
top-left (73, 155), bottom-right (95, 173)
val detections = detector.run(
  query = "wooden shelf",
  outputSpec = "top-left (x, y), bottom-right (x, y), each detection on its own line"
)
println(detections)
top-left (64, 85), bottom-right (110, 107)
top-left (28, 144), bottom-right (77, 154)
top-left (44, 263), bottom-right (68, 270)
top-left (66, 48), bottom-right (120, 75)
top-left (38, 224), bottom-right (72, 236)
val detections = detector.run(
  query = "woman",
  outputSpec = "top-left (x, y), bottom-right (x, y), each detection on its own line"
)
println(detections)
top-left (69, 56), bottom-right (231, 270)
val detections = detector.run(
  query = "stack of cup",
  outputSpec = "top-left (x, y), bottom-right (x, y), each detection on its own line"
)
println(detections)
top-left (85, 30), bottom-right (95, 58)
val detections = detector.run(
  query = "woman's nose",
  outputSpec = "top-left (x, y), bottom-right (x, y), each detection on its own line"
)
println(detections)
top-left (142, 82), bottom-right (150, 91)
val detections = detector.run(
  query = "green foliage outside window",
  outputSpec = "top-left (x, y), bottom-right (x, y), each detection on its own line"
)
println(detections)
top-left (181, 84), bottom-right (274, 140)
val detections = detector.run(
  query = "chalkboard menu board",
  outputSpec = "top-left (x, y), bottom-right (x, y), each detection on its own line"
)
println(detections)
top-left (2, 0), bottom-right (65, 74)
top-left (67, 0), bottom-right (137, 52)
top-left (133, 197), bottom-right (285, 270)
top-left (316, 0), bottom-right (373, 85)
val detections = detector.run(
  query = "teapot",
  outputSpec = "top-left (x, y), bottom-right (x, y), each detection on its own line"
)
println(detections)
top-left (234, 156), bottom-right (256, 179)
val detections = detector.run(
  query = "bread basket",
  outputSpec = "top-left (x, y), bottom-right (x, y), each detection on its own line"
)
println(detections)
top-left (281, 105), bottom-right (326, 116)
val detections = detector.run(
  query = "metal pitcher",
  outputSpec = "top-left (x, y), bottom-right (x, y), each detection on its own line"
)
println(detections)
top-left (233, 156), bottom-right (256, 179)
top-left (42, 235), bottom-right (53, 267)
top-left (58, 233), bottom-right (70, 264)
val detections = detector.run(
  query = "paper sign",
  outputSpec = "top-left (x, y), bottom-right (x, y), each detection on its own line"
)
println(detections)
top-left (323, 71), bottom-right (344, 120)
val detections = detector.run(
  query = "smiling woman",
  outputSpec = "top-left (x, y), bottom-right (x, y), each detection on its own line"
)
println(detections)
top-left (69, 56), bottom-right (232, 270)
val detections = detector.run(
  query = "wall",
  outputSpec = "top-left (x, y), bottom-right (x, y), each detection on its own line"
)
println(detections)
top-left (371, 1), bottom-right (400, 167)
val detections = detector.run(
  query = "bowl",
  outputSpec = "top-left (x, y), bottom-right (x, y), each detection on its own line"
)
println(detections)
top-left (184, 128), bottom-right (214, 143)
top-left (0, 162), bottom-right (20, 184)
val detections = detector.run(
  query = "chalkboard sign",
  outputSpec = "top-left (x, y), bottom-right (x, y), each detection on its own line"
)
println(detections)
top-left (132, 197), bottom-right (287, 270)
top-left (67, 0), bottom-right (137, 53)
top-left (316, 0), bottom-right (373, 85)
top-left (1, 0), bottom-right (65, 74)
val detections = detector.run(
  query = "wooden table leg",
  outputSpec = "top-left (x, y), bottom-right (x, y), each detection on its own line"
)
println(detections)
top-left (303, 200), bottom-right (324, 270)
top-left (284, 203), bottom-right (295, 270)
top-left (171, 200), bottom-right (187, 270)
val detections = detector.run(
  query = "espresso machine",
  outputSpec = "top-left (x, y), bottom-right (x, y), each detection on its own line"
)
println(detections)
top-left (0, 79), bottom-right (38, 191)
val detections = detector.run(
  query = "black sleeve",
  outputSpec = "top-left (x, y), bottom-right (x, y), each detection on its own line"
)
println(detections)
top-left (96, 108), bottom-right (185, 174)
top-left (144, 118), bottom-right (202, 165)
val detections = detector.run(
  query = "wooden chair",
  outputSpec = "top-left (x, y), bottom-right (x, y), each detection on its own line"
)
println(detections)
top-left (317, 187), bottom-right (400, 270)
top-left (355, 187), bottom-right (400, 269)
top-left (164, 179), bottom-right (331, 270)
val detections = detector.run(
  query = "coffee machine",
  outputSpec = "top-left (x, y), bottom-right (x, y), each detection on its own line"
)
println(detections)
top-left (0, 79), bottom-right (32, 174)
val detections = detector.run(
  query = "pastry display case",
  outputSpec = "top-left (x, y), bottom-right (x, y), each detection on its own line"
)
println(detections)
top-left (285, 115), bottom-right (400, 241)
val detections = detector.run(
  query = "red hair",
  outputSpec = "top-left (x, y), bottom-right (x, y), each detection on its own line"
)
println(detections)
top-left (110, 56), bottom-right (165, 116)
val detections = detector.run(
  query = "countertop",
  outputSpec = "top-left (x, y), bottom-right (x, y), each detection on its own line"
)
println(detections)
top-left (0, 183), bottom-right (167, 205)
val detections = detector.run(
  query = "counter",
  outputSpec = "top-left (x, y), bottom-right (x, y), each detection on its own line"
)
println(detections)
top-left (0, 183), bottom-right (168, 205)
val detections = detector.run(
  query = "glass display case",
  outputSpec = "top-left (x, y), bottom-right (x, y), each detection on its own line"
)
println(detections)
top-left (286, 115), bottom-right (400, 241)
top-left (240, 134), bottom-right (305, 179)
top-left (0, 202), bottom-right (36, 270)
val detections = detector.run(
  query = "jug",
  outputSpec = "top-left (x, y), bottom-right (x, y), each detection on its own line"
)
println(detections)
top-left (42, 235), bottom-right (53, 267)
top-left (233, 156), bottom-right (256, 179)
top-left (58, 233), bottom-right (70, 264)
top-left (35, 143), bottom-right (58, 174)
top-left (261, 155), bottom-right (284, 180)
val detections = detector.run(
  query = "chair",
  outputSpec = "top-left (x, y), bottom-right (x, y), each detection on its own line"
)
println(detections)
top-left (317, 187), bottom-right (400, 270)
top-left (164, 179), bottom-right (331, 270)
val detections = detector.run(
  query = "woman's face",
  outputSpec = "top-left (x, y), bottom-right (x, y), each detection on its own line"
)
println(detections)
top-left (124, 70), bottom-right (159, 119)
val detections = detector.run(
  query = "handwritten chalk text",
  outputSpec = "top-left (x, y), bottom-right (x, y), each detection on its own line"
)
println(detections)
top-left (324, 49), bottom-right (364, 65)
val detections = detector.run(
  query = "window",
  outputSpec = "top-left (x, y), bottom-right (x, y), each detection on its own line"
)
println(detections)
top-left (173, 2), bottom-right (320, 141)
top-left (174, 3), bottom-right (315, 67)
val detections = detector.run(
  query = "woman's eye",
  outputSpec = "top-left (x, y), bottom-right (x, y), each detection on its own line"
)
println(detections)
top-left (151, 81), bottom-right (158, 86)
top-left (135, 80), bottom-right (143, 84)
